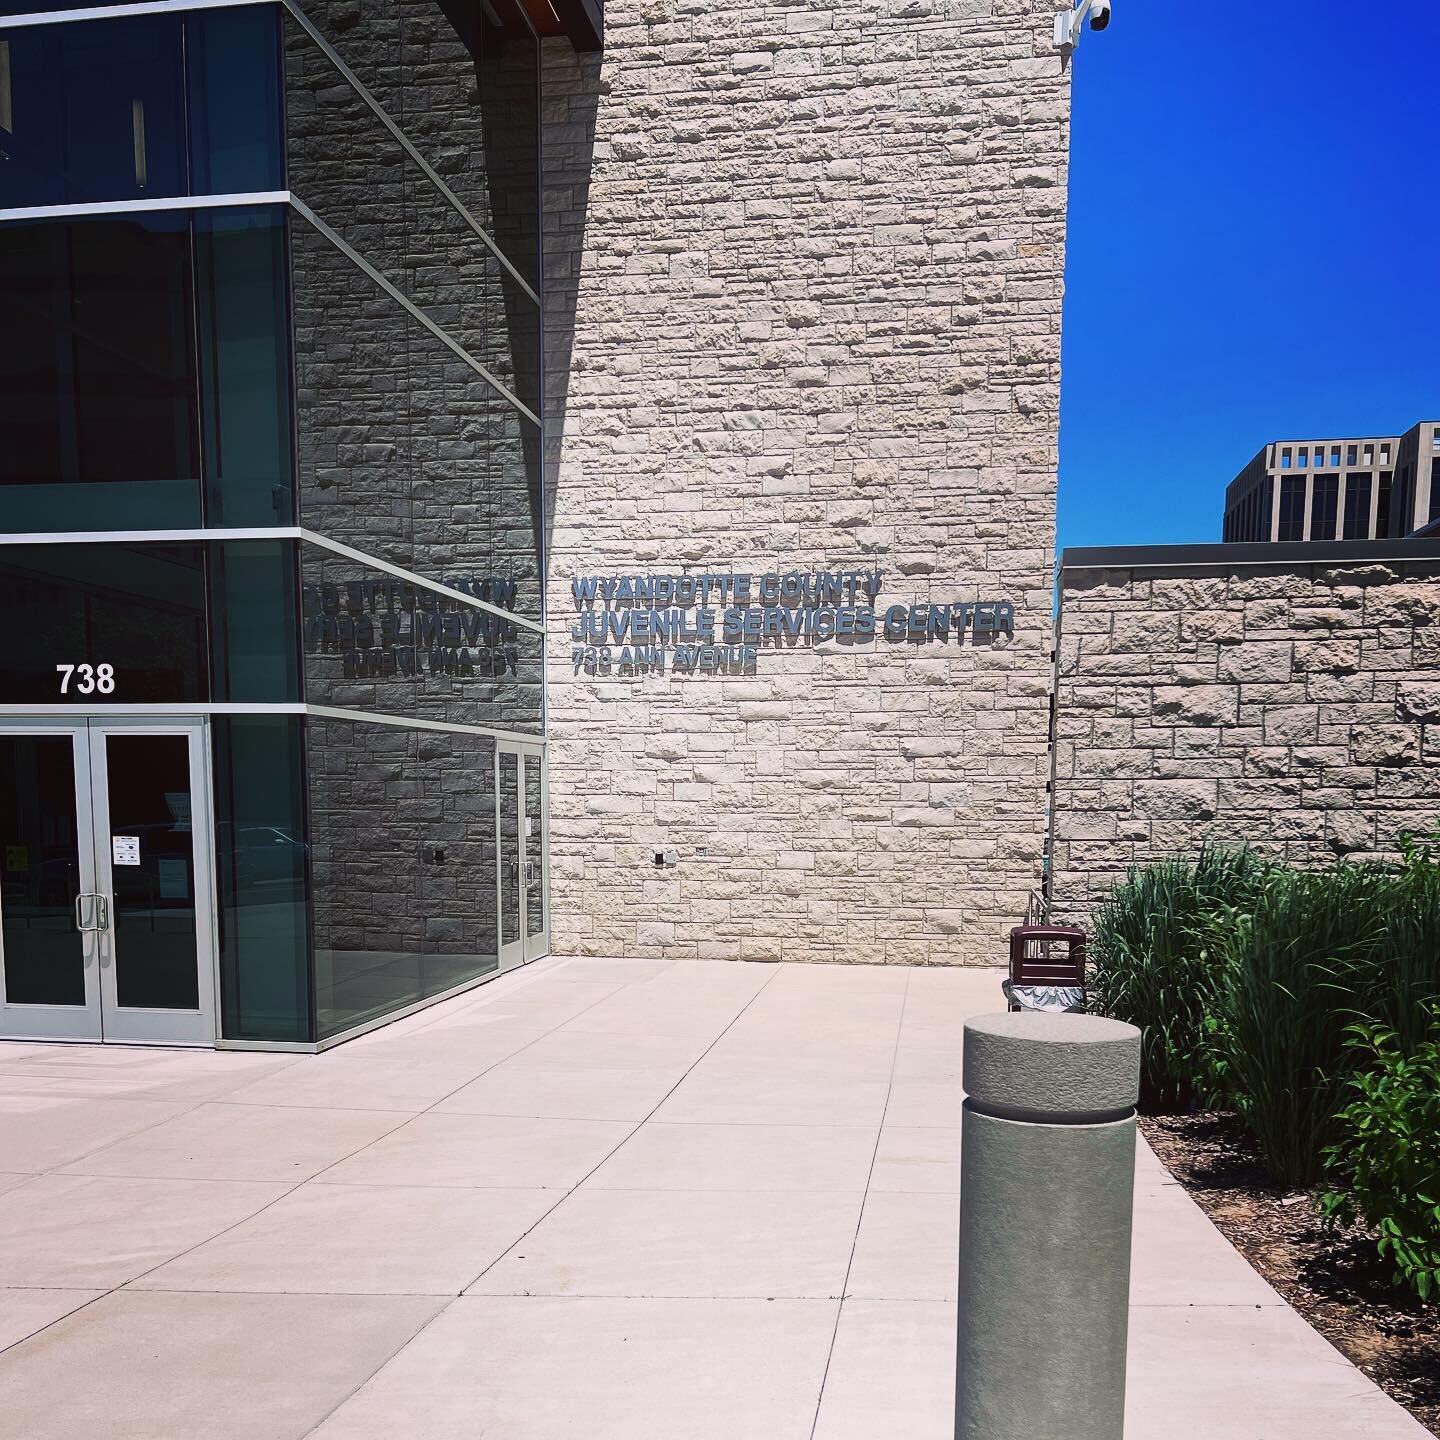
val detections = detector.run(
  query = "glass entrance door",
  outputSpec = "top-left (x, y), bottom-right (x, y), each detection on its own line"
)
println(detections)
top-left (0, 719), bottom-right (216, 1044)
top-left (497, 743), bottom-right (547, 969)
top-left (522, 749), bottom-right (548, 962)
top-left (0, 726), bottom-right (101, 1039)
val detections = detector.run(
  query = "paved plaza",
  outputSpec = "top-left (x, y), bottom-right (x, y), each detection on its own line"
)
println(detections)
top-left (0, 957), bottom-right (1428, 1438)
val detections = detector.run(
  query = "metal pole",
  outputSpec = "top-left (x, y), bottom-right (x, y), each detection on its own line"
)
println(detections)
top-left (955, 1012), bottom-right (1142, 1440)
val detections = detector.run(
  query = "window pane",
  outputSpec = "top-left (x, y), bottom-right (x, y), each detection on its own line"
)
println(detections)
top-left (1343, 473), bottom-right (1372, 540)
top-left (0, 734), bottom-right (85, 1007)
top-left (208, 540), bottom-right (301, 703)
top-left (213, 715), bottom-right (311, 1043)
top-left (500, 750), bottom-right (519, 946)
top-left (524, 755), bottom-right (544, 940)
top-left (291, 212), bottom-right (544, 619)
top-left (105, 733), bottom-right (199, 1011)
top-left (308, 716), bottom-right (497, 1039)
top-left (0, 16), bottom-right (185, 208)
top-left (456, 3), bottom-right (540, 293)
top-left (1278, 475), bottom-right (1305, 542)
top-left (186, 6), bottom-right (284, 195)
top-left (0, 540), bottom-right (298, 705)
top-left (0, 544), bottom-right (207, 703)
top-left (1311, 474), bottom-right (1338, 542)
top-left (0, 9), bottom-right (282, 208)
top-left (292, 0), bottom-right (538, 290)
top-left (283, 14), bottom-right (538, 411)
top-left (195, 206), bottom-right (294, 527)
top-left (299, 543), bottom-right (542, 734)
top-left (0, 214), bottom-right (200, 530)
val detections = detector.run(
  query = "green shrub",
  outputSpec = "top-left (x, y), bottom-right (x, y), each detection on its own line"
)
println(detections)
top-left (1089, 846), bottom-right (1268, 1112)
top-left (1321, 1010), bottom-right (1440, 1303)
top-left (1369, 832), bottom-right (1440, 1056)
top-left (1204, 865), bottom-right (1390, 1186)
top-left (1090, 836), bottom-right (1440, 1184)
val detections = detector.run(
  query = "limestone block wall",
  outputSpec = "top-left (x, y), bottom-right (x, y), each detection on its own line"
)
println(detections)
top-left (539, 2), bottom-right (1071, 965)
top-left (1049, 545), bottom-right (1440, 922)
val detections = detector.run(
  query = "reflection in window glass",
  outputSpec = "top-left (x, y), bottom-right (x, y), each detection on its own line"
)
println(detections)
top-left (213, 715), bottom-right (312, 1043)
top-left (283, 12), bottom-right (539, 412)
top-left (299, 543), bottom-right (543, 734)
top-left (291, 212), bottom-right (544, 621)
top-left (307, 715), bottom-right (498, 1039)
top-left (472, 3), bottom-right (541, 294)
top-left (291, 0), bottom-right (539, 290)
top-left (0, 214), bottom-right (200, 531)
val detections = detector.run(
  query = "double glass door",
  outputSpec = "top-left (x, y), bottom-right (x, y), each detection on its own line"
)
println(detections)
top-left (498, 743), bottom-right (547, 968)
top-left (0, 719), bottom-right (215, 1044)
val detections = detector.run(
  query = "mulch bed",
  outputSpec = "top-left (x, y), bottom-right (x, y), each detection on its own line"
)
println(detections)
top-left (1140, 1111), bottom-right (1440, 1437)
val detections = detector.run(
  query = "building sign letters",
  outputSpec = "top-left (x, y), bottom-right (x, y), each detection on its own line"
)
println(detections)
top-left (571, 569), bottom-right (1015, 676)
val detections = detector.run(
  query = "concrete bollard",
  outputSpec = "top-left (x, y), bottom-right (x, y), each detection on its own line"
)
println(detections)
top-left (955, 1011), bottom-right (1142, 1440)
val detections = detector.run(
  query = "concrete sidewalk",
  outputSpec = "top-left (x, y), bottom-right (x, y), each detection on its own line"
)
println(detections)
top-left (0, 957), bottom-right (1427, 1439)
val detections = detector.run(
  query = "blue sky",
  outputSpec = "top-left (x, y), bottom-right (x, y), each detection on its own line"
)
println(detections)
top-left (1058, 1), bottom-right (1440, 551)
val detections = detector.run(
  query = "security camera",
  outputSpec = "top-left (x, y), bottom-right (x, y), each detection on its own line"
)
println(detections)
top-left (1054, 0), bottom-right (1112, 55)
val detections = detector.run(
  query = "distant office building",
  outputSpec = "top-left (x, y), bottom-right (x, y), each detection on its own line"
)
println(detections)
top-left (1223, 421), bottom-right (1440, 542)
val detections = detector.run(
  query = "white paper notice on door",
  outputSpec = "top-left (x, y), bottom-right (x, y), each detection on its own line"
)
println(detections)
top-left (111, 835), bottom-right (141, 867)
top-left (157, 857), bottom-right (189, 899)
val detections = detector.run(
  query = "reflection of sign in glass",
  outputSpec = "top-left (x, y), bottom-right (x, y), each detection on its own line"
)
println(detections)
top-left (5, 845), bottom-right (28, 873)
top-left (111, 835), bottom-right (141, 867)
top-left (165, 793), bottom-right (192, 830)
top-left (157, 857), bottom-right (189, 900)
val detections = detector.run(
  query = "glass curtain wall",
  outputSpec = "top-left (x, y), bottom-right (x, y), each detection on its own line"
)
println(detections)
top-left (0, 9), bottom-right (286, 532)
top-left (0, 0), bottom-right (544, 1045)
top-left (286, 0), bottom-right (542, 1040)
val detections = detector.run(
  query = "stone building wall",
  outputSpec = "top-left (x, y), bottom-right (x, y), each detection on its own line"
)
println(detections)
top-left (1049, 544), bottom-right (1440, 921)
top-left (540, 1), bottom-right (1071, 965)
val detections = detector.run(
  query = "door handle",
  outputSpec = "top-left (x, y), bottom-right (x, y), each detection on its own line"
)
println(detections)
top-left (73, 892), bottom-right (105, 933)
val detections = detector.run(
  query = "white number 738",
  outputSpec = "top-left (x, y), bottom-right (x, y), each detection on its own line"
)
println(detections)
top-left (56, 663), bottom-right (115, 695)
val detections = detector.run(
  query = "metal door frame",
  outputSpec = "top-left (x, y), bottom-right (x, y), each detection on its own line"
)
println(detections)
top-left (496, 741), bottom-right (548, 970)
top-left (0, 715), bottom-right (218, 1045)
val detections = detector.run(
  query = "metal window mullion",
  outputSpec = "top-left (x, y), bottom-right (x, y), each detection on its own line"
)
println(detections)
top-left (0, 191), bottom-right (290, 224)
top-left (0, 0), bottom-right (274, 30)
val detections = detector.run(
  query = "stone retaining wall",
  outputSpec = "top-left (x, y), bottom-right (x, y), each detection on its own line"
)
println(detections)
top-left (1050, 549), bottom-right (1440, 921)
